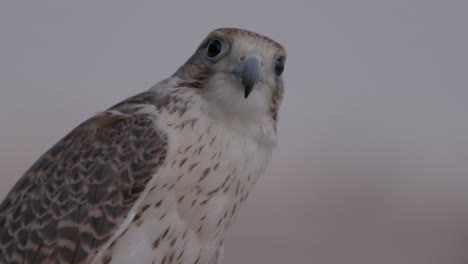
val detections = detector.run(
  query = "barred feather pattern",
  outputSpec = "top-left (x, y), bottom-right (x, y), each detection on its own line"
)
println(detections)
top-left (0, 109), bottom-right (167, 264)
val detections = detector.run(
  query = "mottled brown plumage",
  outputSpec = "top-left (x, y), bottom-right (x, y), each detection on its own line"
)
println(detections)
top-left (0, 108), bottom-right (167, 263)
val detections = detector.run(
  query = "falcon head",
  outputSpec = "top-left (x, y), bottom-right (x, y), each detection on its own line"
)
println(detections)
top-left (176, 28), bottom-right (286, 127)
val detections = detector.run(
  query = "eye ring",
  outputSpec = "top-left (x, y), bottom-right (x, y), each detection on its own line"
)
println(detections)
top-left (206, 38), bottom-right (223, 58)
top-left (274, 57), bottom-right (285, 76)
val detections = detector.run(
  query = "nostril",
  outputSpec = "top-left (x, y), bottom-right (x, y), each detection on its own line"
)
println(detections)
top-left (261, 61), bottom-right (264, 66)
top-left (240, 56), bottom-right (246, 61)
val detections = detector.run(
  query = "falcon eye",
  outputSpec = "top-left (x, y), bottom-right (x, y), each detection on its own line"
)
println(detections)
top-left (206, 39), bottom-right (223, 58)
top-left (274, 57), bottom-right (285, 76)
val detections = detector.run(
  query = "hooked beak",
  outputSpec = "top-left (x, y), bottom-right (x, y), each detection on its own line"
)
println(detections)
top-left (233, 56), bottom-right (263, 98)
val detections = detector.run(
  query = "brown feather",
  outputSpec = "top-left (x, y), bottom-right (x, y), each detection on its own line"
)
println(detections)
top-left (0, 103), bottom-right (167, 263)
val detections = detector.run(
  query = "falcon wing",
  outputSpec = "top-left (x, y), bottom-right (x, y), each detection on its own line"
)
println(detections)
top-left (0, 103), bottom-right (167, 264)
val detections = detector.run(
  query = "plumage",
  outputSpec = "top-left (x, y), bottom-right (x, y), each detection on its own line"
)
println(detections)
top-left (0, 28), bottom-right (286, 264)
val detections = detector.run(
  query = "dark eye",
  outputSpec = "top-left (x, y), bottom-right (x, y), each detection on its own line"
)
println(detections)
top-left (207, 39), bottom-right (222, 58)
top-left (274, 57), bottom-right (285, 76)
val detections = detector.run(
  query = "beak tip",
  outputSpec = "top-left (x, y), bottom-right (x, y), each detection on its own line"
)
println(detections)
top-left (244, 85), bottom-right (253, 98)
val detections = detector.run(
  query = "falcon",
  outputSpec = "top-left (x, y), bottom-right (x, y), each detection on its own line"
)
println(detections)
top-left (0, 28), bottom-right (286, 264)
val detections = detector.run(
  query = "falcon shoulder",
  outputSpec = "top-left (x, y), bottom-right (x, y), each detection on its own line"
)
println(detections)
top-left (0, 97), bottom-right (167, 263)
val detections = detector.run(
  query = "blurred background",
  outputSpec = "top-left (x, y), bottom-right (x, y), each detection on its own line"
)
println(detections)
top-left (1, 1), bottom-right (468, 263)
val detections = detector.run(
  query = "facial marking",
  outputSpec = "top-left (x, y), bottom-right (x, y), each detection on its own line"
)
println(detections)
top-left (176, 28), bottom-right (286, 126)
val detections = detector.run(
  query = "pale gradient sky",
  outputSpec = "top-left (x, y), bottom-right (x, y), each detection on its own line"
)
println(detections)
top-left (1, 1), bottom-right (468, 263)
